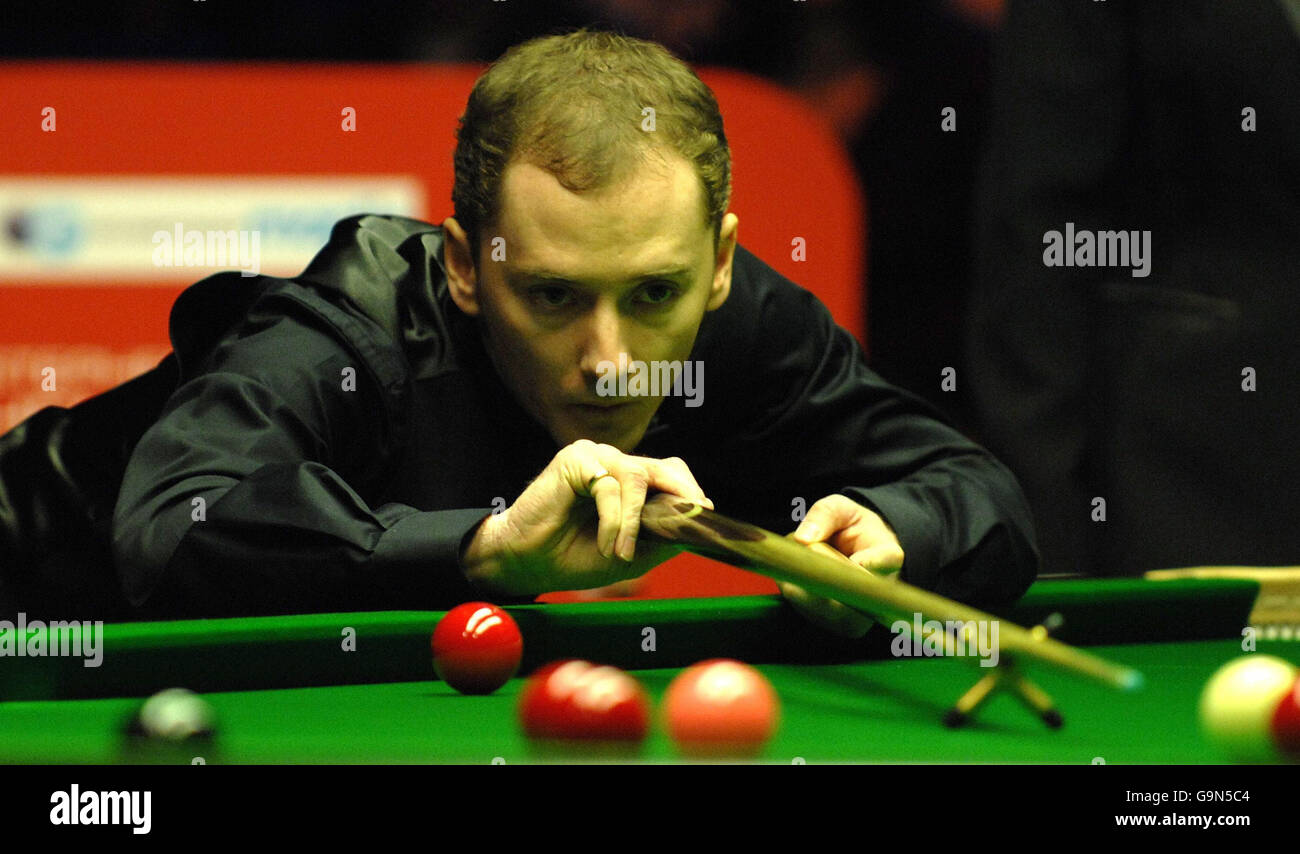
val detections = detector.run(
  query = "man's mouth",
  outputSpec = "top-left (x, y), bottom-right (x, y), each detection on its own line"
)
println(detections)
top-left (572, 401), bottom-right (634, 414)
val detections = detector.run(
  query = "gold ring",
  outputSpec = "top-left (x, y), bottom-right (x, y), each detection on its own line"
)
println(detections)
top-left (586, 471), bottom-right (616, 493)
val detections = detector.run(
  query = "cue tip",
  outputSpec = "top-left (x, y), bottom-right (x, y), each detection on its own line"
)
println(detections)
top-left (1118, 669), bottom-right (1144, 692)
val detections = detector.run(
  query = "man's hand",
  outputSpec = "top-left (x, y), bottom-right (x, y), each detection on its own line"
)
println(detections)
top-left (460, 439), bottom-right (712, 596)
top-left (780, 494), bottom-right (905, 638)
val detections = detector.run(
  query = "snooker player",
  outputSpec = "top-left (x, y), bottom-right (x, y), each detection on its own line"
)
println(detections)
top-left (0, 30), bottom-right (1037, 624)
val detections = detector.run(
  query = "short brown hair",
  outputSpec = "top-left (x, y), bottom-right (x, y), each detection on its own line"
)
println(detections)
top-left (451, 29), bottom-right (731, 260)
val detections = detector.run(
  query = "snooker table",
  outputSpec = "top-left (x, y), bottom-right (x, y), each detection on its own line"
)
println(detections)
top-left (2, 577), bottom-right (1296, 764)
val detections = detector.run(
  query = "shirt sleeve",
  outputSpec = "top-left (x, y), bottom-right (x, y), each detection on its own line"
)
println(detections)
top-left (712, 260), bottom-right (1040, 608)
top-left (111, 289), bottom-right (497, 618)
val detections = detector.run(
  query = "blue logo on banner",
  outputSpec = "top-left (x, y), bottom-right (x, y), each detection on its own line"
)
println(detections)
top-left (6, 206), bottom-right (84, 256)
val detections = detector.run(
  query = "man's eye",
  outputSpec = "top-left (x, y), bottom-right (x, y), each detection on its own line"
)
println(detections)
top-left (530, 286), bottom-right (574, 309)
top-left (636, 282), bottom-right (678, 306)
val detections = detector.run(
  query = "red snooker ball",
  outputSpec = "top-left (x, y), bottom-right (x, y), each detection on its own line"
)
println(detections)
top-left (518, 660), bottom-right (650, 742)
top-left (664, 659), bottom-right (779, 757)
top-left (1270, 675), bottom-right (1300, 759)
top-left (431, 602), bottom-right (523, 695)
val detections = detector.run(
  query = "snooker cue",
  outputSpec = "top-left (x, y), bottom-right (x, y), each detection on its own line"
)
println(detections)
top-left (640, 494), bottom-right (1143, 692)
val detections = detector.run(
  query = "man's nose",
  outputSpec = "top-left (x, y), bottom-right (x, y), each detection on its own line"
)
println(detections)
top-left (577, 302), bottom-right (627, 376)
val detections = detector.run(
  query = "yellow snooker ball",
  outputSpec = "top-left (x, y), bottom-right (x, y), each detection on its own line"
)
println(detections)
top-left (1198, 655), bottom-right (1298, 762)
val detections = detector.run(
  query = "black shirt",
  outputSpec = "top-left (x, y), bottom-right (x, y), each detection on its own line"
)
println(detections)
top-left (96, 214), bottom-right (1038, 617)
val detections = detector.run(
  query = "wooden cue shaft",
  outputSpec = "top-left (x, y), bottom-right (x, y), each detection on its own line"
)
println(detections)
top-left (640, 494), bottom-right (1143, 692)
top-left (805, 540), bottom-right (984, 661)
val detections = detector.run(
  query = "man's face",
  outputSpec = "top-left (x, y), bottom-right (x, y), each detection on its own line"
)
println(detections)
top-left (446, 151), bottom-right (737, 451)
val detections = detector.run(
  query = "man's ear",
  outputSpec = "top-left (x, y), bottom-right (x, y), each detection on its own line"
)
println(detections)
top-left (707, 212), bottom-right (739, 311)
top-left (442, 216), bottom-right (480, 316)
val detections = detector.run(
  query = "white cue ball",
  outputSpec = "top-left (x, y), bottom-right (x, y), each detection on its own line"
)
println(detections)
top-left (1198, 655), bottom-right (1298, 762)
